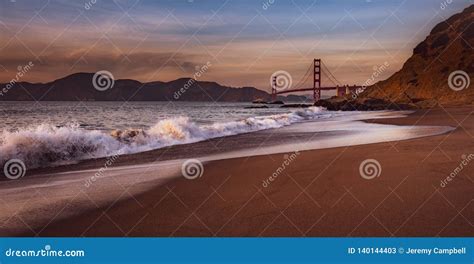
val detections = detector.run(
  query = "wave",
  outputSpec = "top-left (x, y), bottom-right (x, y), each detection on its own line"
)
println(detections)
top-left (0, 107), bottom-right (331, 169)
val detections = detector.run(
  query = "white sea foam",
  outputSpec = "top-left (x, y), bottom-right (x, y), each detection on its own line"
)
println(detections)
top-left (0, 107), bottom-right (333, 168)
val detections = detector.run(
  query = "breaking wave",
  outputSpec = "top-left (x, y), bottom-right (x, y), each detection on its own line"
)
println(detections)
top-left (0, 107), bottom-right (333, 169)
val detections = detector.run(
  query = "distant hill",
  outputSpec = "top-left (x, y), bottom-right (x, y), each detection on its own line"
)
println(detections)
top-left (0, 73), bottom-right (306, 102)
top-left (361, 4), bottom-right (473, 107)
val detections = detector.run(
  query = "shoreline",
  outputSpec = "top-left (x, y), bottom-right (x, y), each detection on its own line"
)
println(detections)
top-left (2, 106), bottom-right (473, 237)
top-left (3, 110), bottom-right (446, 178)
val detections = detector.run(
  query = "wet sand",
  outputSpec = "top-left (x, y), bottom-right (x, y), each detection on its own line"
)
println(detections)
top-left (6, 107), bottom-right (474, 237)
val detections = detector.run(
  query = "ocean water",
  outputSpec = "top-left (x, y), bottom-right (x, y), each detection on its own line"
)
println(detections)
top-left (0, 101), bottom-right (296, 130)
top-left (0, 102), bottom-right (455, 170)
top-left (0, 101), bottom-right (340, 168)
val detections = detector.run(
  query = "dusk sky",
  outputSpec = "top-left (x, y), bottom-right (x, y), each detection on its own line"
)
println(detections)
top-left (0, 0), bottom-right (470, 90)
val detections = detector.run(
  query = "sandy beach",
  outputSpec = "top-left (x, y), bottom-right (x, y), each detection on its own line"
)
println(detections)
top-left (1, 3), bottom-right (473, 264)
top-left (1, 106), bottom-right (467, 237)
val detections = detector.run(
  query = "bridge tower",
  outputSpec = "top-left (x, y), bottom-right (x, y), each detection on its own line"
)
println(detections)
top-left (272, 76), bottom-right (277, 102)
top-left (271, 58), bottom-right (361, 103)
top-left (313, 58), bottom-right (321, 102)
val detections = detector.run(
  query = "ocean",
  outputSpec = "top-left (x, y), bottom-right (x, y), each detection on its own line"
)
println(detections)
top-left (0, 101), bottom-right (453, 169)
top-left (0, 101), bottom-right (337, 168)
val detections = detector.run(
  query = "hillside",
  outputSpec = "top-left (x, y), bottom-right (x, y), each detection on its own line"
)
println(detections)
top-left (361, 4), bottom-right (473, 107)
top-left (0, 73), bottom-right (305, 102)
top-left (315, 4), bottom-right (473, 110)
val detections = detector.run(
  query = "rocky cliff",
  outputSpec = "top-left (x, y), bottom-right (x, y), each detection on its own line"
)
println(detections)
top-left (316, 4), bottom-right (473, 110)
top-left (362, 4), bottom-right (473, 107)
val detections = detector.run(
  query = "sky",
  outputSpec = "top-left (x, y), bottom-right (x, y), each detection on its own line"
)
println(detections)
top-left (0, 0), bottom-right (471, 92)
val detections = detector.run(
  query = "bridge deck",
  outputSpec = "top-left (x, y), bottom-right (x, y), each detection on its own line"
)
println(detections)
top-left (275, 86), bottom-right (362, 94)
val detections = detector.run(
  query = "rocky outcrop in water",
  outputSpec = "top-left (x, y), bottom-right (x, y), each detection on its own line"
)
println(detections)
top-left (314, 97), bottom-right (415, 111)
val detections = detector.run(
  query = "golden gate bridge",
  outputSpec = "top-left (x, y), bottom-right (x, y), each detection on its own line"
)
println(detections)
top-left (271, 59), bottom-right (362, 103)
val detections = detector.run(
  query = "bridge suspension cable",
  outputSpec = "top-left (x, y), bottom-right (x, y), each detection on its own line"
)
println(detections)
top-left (292, 61), bottom-right (313, 90)
top-left (293, 60), bottom-right (343, 88)
top-left (271, 58), bottom-right (362, 104)
top-left (321, 61), bottom-right (342, 86)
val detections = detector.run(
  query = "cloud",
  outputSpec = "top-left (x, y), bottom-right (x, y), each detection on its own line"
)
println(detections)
top-left (0, 43), bottom-right (203, 82)
top-left (0, 0), bottom-right (469, 90)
